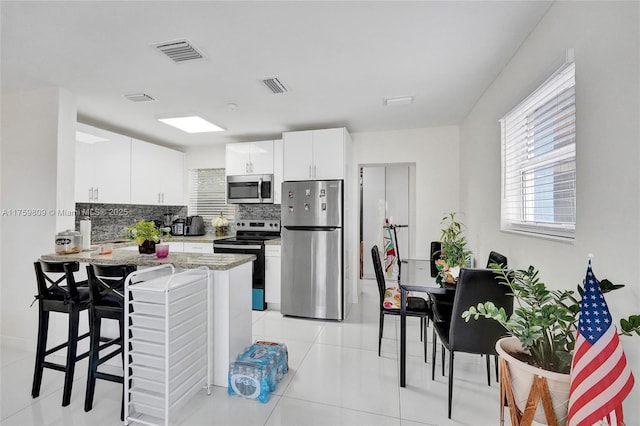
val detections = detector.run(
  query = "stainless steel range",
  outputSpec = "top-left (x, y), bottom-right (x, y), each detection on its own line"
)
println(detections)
top-left (212, 219), bottom-right (280, 310)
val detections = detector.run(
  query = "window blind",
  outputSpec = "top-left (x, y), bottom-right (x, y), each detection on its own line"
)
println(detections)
top-left (188, 168), bottom-right (235, 223)
top-left (500, 61), bottom-right (576, 239)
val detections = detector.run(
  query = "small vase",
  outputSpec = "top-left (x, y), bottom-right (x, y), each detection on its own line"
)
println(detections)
top-left (215, 227), bottom-right (226, 237)
top-left (138, 240), bottom-right (156, 254)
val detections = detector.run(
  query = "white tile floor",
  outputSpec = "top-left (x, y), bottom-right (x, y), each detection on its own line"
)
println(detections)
top-left (1, 280), bottom-right (509, 426)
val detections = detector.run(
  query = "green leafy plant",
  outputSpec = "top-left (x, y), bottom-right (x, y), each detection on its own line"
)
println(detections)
top-left (124, 220), bottom-right (170, 245)
top-left (462, 265), bottom-right (640, 374)
top-left (436, 212), bottom-right (472, 284)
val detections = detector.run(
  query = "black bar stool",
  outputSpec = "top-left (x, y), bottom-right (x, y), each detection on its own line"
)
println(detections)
top-left (32, 260), bottom-right (91, 406)
top-left (84, 263), bottom-right (136, 420)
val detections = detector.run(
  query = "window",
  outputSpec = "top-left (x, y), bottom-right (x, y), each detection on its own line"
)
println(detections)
top-left (500, 60), bottom-right (576, 239)
top-left (188, 168), bottom-right (235, 224)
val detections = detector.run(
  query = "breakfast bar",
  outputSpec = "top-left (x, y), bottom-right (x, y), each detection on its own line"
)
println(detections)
top-left (40, 248), bottom-right (256, 387)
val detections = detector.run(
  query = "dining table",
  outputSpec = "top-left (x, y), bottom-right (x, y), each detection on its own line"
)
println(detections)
top-left (398, 258), bottom-right (456, 387)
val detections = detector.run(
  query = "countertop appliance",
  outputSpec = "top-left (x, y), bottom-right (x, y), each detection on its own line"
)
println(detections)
top-left (213, 219), bottom-right (280, 311)
top-left (185, 215), bottom-right (205, 236)
top-left (281, 180), bottom-right (344, 320)
top-left (171, 218), bottom-right (185, 236)
top-left (226, 174), bottom-right (273, 204)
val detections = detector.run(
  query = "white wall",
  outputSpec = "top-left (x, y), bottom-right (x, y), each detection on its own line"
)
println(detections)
top-left (353, 126), bottom-right (460, 260)
top-left (1, 88), bottom-right (78, 350)
top-left (459, 1), bottom-right (640, 414)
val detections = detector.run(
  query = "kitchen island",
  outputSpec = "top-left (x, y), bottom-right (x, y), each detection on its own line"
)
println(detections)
top-left (40, 249), bottom-right (256, 387)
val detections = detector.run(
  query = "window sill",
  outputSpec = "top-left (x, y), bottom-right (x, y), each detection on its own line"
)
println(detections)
top-left (500, 228), bottom-right (575, 244)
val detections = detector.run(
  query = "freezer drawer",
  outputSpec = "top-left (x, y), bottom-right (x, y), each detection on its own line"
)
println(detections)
top-left (281, 227), bottom-right (343, 320)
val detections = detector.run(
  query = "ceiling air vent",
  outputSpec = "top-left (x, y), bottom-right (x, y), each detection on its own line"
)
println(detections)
top-left (152, 39), bottom-right (204, 63)
top-left (261, 76), bottom-right (289, 94)
top-left (123, 93), bottom-right (156, 103)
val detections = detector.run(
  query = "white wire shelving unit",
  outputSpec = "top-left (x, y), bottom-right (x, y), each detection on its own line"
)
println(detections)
top-left (124, 265), bottom-right (211, 426)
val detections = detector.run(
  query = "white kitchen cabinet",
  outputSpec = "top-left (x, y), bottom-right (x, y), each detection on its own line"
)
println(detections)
top-left (264, 244), bottom-right (281, 308)
top-left (225, 140), bottom-right (274, 176)
top-left (183, 242), bottom-right (214, 254)
top-left (75, 123), bottom-right (131, 204)
top-left (273, 139), bottom-right (283, 204)
top-left (130, 139), bottom-right (184, 205)
top-left (282, 128), bottom-right (348, 181)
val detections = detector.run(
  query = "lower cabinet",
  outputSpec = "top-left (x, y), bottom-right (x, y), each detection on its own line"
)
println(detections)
top-left (183, 242), bottom-right (214, 254)
top-left (121, 241), bottom-right (212, 254)
top-left (265, 244), bottom-right (281, 308)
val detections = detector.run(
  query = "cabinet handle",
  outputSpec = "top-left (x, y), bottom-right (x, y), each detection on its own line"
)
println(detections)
top-left (89, 188), bottom-right (93, 201)
top-left (313, 165), bottom-right (316, 178)
top-left (158, 193), bottom-right (161, 203)
top-left (246, 163), bottom-right (249, 174)
top-left (94, 187), bottom-right (99, 201)
top-left (308, 165), bottom-right (312, 178)
top-left (162, 193), bottom-right (165, 203)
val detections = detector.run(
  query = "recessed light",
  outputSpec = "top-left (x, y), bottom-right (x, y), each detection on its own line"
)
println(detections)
top-left (383, 96), bottom-right (414, 106)
top-left (76, 131), bottom-right (109, 144)
top-left (157, 116), bottom-right (225, 133)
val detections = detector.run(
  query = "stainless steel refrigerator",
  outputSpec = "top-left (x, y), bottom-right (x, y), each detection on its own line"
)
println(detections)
top-left (281, 180), bottom-right (344, 320)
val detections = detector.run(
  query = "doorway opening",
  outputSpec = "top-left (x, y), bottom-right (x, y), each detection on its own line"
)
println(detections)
top-left (359, 163), bottom-right (414, 280)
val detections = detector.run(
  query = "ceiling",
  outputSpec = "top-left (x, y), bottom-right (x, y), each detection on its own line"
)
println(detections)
top-left (1, 1), bottom-right (553, 149)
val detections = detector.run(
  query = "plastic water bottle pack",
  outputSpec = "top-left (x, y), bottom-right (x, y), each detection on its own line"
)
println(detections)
top-left (228, 341), bottom-right (289, 403)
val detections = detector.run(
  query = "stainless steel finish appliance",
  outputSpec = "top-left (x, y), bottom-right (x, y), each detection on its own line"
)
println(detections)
top-left (281, 180), bottom-right (344, 320)
top-left (171, 218), bottom-right (185, 235)
top-left (185, 215), bottom-right (205, 236)
top-left (213, 219), bottom-right (280, 310)
top-left (226, 174), bottom-right (274, 204)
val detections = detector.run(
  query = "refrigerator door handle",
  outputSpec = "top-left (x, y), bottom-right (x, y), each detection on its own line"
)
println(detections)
top-left (283, 226), bottom-right (340, 232)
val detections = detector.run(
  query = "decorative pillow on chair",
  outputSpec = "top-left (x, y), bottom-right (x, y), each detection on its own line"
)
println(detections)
top-left (383, 287), bottom-right (402, 309)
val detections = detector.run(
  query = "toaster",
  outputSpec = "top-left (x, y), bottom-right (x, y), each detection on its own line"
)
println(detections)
top-left (185, 215), bottom-right (205, 236)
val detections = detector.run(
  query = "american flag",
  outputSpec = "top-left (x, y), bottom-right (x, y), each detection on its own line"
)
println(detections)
top-left (567, 261), bottom-right (635, 426)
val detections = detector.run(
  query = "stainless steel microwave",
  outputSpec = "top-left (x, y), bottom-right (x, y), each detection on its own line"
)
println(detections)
top-left (226, 174), bottom-right (274, 204)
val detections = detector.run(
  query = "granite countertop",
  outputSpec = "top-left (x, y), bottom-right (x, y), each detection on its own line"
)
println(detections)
top-left (40, 249), bottom-right (256, 271)
top-left (94, 234), bottom-right (229, 247)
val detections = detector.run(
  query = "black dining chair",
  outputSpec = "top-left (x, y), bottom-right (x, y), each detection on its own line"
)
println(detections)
top-left (429, 241), bottom-right (454, 323)
top-left (487, 251), bottom-right (507, 269)
top-left (32, 260), bottom-right (91, 406)
top-left (431, 268), bottom-right (513, 419)
top-left (83, 263), bottom-right (136, 420)
top-left (371, 245), bottom-right (431, 361)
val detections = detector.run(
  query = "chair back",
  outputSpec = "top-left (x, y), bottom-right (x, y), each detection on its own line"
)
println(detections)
top-left (429, 241), bottom-right (441, 278)
top-left (486, 251), bottom-right (507, 269)
top-left (371, 245), bottom-right (388, 309)
top-left (448, 268), bottom-right (513, 355)
top-left (86, 264), bottom-right (136, 306)
top-left (34, 260), bottom-right (82, 303)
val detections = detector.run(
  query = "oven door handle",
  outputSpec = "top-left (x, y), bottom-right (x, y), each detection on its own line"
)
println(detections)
top-left (214, 244), bottom-right (262, 250)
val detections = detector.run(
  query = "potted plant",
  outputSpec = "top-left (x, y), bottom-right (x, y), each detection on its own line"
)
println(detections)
top-left (212, 212), bottom-right (229, 237)
top-left (462, 264), bottom-right (640, 424)
top-left (124, 220), bottom-right (170, 254)
top-left (436, 212), bottom-right (472, 284)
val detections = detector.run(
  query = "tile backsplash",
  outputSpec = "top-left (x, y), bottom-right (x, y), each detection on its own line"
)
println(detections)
top-left (74, 202), bottom-right (281, 243)
top-left (75, 203), bottom-right (187, 242)
top-left (236, 204), bottom-right (281, 220)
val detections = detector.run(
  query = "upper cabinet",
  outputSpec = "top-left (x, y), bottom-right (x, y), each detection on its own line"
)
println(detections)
top-left (283, 128), bottom-right (349, 181)
top-left (75, 123), bottom-right (131, 204)
top-left (130, 139), bottom-right (184, 205)
top-left (225, 140), bottom-right (274, 176)
top-left (273, 139), bottom-right (283, 204)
